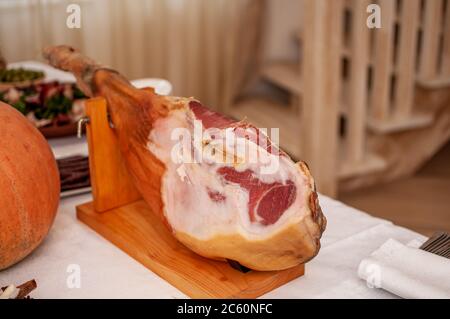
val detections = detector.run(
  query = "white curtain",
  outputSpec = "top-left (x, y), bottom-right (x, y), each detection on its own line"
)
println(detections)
top-left (0, 0), bottom-right (264, 110)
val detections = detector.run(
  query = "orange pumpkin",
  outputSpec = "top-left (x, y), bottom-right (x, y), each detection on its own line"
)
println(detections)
top-left (0, 102), bottom-right (60, 270)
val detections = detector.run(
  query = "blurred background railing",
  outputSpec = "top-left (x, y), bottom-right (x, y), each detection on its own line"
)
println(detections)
top-left (227, 0), bottom-right (450, 196)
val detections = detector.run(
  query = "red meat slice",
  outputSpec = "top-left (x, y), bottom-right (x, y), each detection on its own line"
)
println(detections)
top-left (190, 100), bottom-right (295, 225)
top-left (189, 101), bottom-right (281, 156)
top-left (218, 167), bottom-right (296, 225)
top-left (189, 101), bottom-right (234, 129)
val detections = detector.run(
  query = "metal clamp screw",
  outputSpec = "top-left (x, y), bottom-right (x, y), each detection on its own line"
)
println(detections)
top-left (77, 116), bottom-right (90, 139)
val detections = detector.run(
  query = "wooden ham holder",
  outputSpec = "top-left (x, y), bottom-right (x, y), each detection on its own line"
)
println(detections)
top-left (76, 95), bottom-right (305, 298)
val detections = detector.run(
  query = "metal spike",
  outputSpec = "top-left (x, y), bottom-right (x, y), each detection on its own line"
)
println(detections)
top-left (77, 116), bottom-right (90, 138)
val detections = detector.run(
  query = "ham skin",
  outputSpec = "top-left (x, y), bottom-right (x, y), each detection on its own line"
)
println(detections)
top-left (44, 46), bottom-right (326, 271)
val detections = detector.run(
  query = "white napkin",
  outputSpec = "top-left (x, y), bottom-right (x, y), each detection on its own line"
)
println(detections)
top-left (358, 238), bottom-right (450, 299)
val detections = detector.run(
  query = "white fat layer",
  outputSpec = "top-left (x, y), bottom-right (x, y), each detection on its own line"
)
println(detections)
top-left (147, 101), bottom-right (310, 240)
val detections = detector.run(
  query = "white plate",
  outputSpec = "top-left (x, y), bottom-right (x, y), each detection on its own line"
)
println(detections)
top-left (10, 61), bottom-right (173, 95)
top-left (131, 78), bottom-right (172, 95)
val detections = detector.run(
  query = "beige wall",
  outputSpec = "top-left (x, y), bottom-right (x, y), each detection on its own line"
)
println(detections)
top-left (0, 0), bottom-right (263, 109)
top-left (263, 0), bottom-right (302, 62)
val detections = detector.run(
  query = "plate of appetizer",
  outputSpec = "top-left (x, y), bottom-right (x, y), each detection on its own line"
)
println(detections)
top-left (0, 52), bottom-right (86, 138)
top-left (0, 80), bottom-right (87, 138)
top-left (0, 55), bottom-right (172, 138)
top-left (0, 67), bottom-right (45, 90)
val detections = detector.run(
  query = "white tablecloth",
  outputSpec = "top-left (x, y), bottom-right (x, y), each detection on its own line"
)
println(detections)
top-left (0, 62), bottom-right (427, 298)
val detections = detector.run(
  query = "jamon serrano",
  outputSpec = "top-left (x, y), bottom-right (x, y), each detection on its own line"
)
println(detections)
top-left (44, 45), bottom-right (326, 271)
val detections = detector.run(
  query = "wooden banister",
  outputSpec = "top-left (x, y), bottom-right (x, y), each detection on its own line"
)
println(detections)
top-left (370, 0), bottom-right (396, 121)
top-left (347, 0), bottom-right (370, 164)
top-left (394, 0), bottom-right (421, 118)
top-left (228, 0), bottom-right (446, 195)
top-left (442, 1), bottom-right (450, 76)
top-left (302, 0), bottom-right (343, 197)
top-left (419, 0), bottom-right (444, 81)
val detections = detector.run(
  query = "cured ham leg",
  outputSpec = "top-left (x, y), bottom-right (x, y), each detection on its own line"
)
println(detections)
top-left (44, 46), bottom-right (326, 271)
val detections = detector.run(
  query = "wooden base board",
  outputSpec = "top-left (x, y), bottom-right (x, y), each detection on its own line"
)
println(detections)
top-left (76, 200), bottom-right (305, 299)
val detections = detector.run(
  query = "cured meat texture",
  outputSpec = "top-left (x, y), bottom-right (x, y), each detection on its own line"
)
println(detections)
top-left (147, 98), bottom-right (326, 270)
top-left (44, 45), bottom-right (326, 271)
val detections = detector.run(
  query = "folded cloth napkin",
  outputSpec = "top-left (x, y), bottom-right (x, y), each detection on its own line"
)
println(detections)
top-left (358, 238), bottom-right (450, 299)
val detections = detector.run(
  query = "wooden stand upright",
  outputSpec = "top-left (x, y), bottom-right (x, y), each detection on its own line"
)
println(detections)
top-left (76, 96), bottom-right (305, 299)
